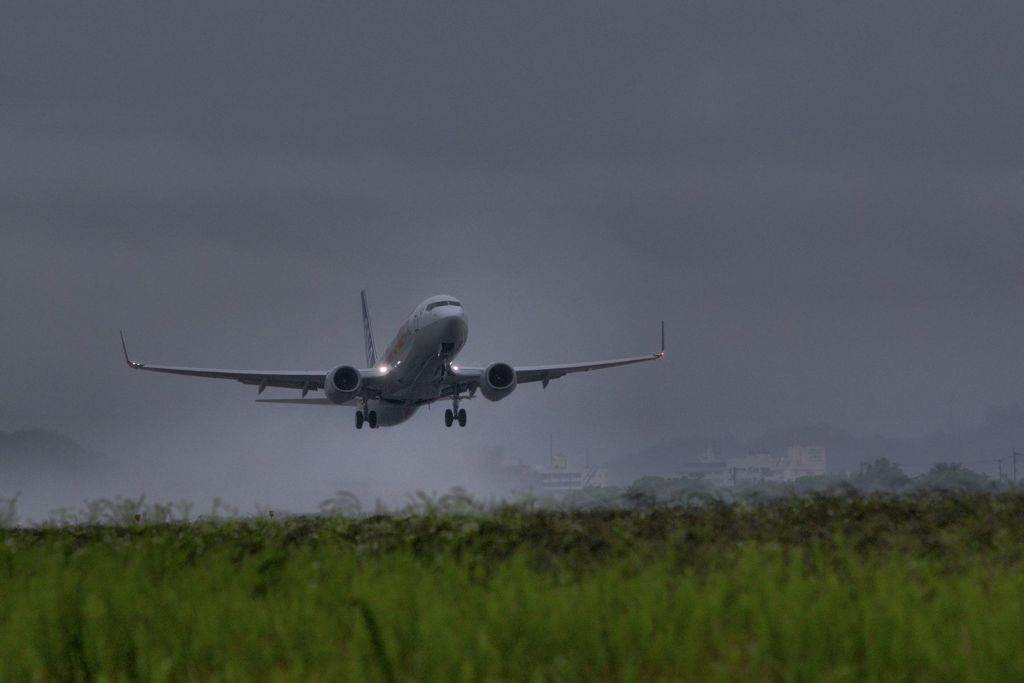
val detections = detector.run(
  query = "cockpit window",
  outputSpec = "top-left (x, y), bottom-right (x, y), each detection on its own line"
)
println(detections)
top-left (426, 300), bottom-right (461, 311)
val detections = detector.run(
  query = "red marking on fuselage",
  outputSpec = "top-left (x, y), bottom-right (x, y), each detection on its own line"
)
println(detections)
top-left (382, 327), bottom-right (410, 365)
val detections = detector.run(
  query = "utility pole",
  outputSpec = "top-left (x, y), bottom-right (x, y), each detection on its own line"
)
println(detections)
top-left (997, 458), bottom-right (1004, 483)
top-left (1013, 451), bottom-right (1023, 486)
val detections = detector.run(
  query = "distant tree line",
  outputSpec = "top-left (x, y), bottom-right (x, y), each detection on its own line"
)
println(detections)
top-left (560, 459), bottom-right (1000, 509)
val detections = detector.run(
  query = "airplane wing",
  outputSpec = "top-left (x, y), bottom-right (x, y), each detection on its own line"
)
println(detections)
top-left (119, 332), bottom-right (376, 397)
top-left (449, 322), bottom-right (665, 391)
top-left (512, 353), bottom-right (663, 386)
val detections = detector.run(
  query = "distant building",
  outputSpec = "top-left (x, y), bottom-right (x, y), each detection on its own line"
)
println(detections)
top-left (534, 452), bottom-right (608, 494)
top-left (679, 448), bottom-right (728, 486)
top-left (726, 450), bottom-right (782, 485)
top-left (784, 445), bottom-right (827, 479)
top-left (724, 446), bottom-right (828, 485)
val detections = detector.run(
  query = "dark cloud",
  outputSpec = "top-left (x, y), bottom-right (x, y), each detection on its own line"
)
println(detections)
top-left (3, 2), bottom-right (1024, 512)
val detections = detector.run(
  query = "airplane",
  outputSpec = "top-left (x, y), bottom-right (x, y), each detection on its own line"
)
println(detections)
top-left (120, 292), bottom-right (664, 429)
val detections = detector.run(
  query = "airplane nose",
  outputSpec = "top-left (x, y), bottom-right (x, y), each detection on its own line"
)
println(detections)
top-left (438, 309), bottom-right (468, 336)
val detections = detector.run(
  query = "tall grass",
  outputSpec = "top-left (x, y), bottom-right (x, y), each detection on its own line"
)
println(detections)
top-left (1, 493), bottom-right (1023, 681)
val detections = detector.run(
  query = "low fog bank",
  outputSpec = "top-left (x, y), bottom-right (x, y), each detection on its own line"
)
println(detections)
top-left (6, 404), bottom-right (1024, 523)
top-left (0, 424), bottom-right (537, 522)
top-left (0, 429), bottom-right (123, 522)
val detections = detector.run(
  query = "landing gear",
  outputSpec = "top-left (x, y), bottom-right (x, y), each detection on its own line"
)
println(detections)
top-left (357, 408), bottom-right (379, 429)
top-left (444, 397), bottom-right (468, 428)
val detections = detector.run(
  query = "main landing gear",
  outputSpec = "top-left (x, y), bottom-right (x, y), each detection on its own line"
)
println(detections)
top-left (444, 397), bottom-right (467, 428)
top-left (355, 409), bottom-right (378, 430)
top-left (444, 408), bottom-right (466, 427)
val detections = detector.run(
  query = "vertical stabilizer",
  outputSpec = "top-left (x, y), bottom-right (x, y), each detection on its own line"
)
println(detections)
top-left (361, 290), bottom-right (377, 368)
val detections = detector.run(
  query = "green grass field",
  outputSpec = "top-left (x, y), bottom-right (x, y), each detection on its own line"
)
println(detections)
top-left (2, 493), bottom-right (1024, 681)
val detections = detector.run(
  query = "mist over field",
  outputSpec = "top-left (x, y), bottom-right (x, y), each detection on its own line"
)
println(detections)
top-left (5, 403), bottom-right (1024, 522)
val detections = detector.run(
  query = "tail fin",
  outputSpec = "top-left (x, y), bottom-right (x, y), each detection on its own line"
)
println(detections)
top-left (361, 290), bottom-right (377, 368)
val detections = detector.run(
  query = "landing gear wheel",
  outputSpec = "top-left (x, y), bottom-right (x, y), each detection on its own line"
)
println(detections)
top-left (457, 408), bottom-right (467, 427)
top-left (368, 411), bottom-right (378, 429)
top-left (444, 409), bottom-right (454, 428)
top-left (355, 411), bottom-right (364, 429)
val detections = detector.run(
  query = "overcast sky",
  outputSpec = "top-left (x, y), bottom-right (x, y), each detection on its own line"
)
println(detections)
top-left (3, 2), bottom-right (1024, 512)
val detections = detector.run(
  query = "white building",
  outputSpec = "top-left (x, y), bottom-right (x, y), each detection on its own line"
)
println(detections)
top-left (679, 448), bottom-right (728, 486)
top-left (724, 446), bottom-right (828, 485)
top-left (725, 450), bottom-right (783, 485)
top-left (784, 445), bottom-right (827, 479)
top-left (534, 453), bottom-right (608, 494)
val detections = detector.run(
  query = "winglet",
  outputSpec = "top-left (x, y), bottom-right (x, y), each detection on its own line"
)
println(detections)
top-left (658, 321), bottom-right (665, 358)
top-left (119, 331), bottom-right (142, 368)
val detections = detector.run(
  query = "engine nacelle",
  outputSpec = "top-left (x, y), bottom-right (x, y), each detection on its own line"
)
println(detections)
top-left (324, 365), bottom-right (362, 404)
top-left (479, 362), bottom-right (517, 401)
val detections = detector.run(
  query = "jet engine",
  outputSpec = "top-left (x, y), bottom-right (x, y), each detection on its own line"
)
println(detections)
top-left (479, 362), bottom-right (517, 401)
top-left (324, 365), bottom-right (362, 404)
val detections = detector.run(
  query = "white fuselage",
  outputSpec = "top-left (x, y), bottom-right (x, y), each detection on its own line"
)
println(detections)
top-left (366, 295), bottom-right (469, 426)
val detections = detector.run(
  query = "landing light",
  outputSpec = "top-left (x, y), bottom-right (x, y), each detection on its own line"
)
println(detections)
top-left (378, 365), bottom-right (389, 374)
top-left (452, 365), bottom-right (459, 371)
